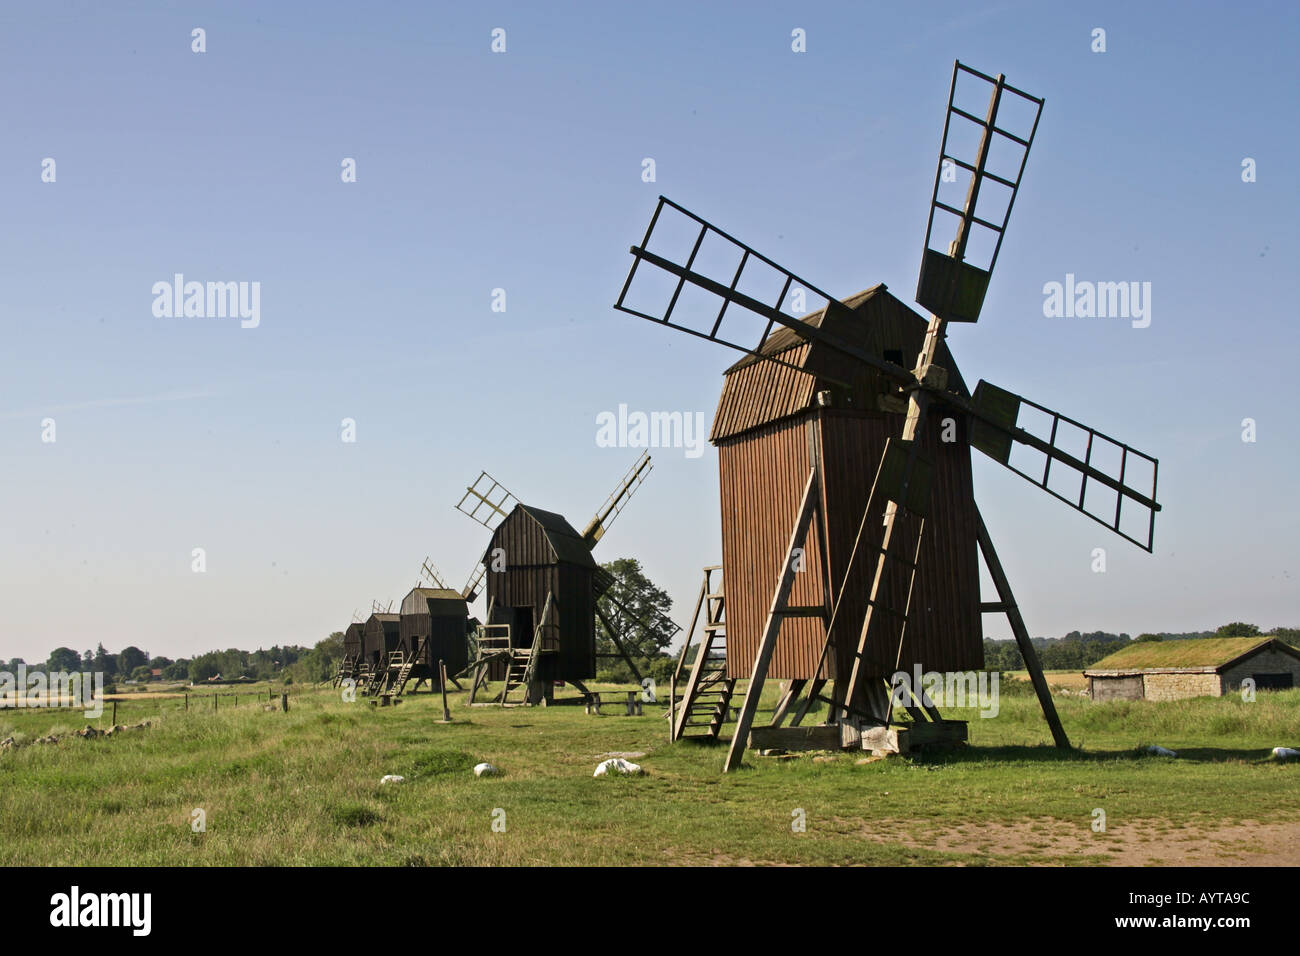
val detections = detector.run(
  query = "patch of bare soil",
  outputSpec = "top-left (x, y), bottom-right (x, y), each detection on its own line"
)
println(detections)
top-left (860, 816), bottom-right (1300, 866)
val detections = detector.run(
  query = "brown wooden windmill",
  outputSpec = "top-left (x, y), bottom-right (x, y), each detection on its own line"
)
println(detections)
top-left (452, 452), bottom-right (680, 704)
top-left (614, 61), bottom-right (1161, 769)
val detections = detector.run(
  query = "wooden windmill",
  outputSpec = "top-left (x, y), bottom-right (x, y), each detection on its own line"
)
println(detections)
top-left (614, 61), bottom-right (1161, 769)
top-left (453, 451), bottom-right (679, 704)
top-left (334, 615), bottom-right (367, 687)
top-left (386, 558), bottom-right (472, 697)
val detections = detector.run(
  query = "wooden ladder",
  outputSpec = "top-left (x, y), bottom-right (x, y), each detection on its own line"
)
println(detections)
top-left (389, 637), bottom-right (428, 698)
top-left (671, 567), bottom-right (739, 740)
top-left (365, 652), bottom-right (391, 696)
top-left (498, 592), bottom-right (557, 706)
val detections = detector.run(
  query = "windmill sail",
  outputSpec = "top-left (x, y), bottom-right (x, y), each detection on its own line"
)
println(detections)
top-left (916, 61), bottom-right (1044, 324)
top-left (616, 197), bottom-right (913, 388)
top-left (582, 451), bottom-right (653, 546)
top-left (455, 471), bottom-right (518, 531)
top-left (967, 380), bottom-right (1160, 551)
top-left (418, 557), bottom-right (449, 591)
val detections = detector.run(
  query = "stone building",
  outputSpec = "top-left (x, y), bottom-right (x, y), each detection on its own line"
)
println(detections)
top-left (1085, 637), bottom-right (1300, 702)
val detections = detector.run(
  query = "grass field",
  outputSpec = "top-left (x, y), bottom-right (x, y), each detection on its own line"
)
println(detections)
top-left (1, 680), bottom-right (1296, 866)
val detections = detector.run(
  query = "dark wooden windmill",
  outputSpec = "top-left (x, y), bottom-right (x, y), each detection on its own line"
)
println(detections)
top-left (453, 452), bottom-right (679, 704)
top-left (360, 610), bottom-right (400, 694)
top-left (387, 559), bottom-right (471, 697)
top-left (614, 61), bottom-right (1161, 769)
top-left (334, 617), bottom-right (366, 687)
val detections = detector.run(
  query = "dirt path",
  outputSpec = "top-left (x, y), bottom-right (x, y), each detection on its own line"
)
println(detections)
top-left (864, 816), bottom-right (1300, 865)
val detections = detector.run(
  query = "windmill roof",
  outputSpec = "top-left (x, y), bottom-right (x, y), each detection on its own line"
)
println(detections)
top-left (711, 284), bottom-right (968, 443)
top-left (402, 587), bottom-right (464, 603)
top-left (1084, 637), bottom-right (1298, 674)
top-left (724, 285), bottom-right (886, 373)
top-left (485, 505), bottom-right (599, 570)
top-left (401, 587), bottom-right (468, 616)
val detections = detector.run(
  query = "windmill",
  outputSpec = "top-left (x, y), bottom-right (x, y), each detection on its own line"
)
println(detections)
top-left (383, 557), bottom-right (473, 698)
top-left (613, 61), bottom-right (1161, 769)
top-left (453, 451), bottom-right (680, 704)
top-left (336, 602), bottom-right (391, 688)
top-left (334, 614), bottom-right (367, 687)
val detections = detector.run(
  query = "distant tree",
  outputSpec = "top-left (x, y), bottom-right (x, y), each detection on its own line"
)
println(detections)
top-left (1134, 633), bottom-right (1163, 642)
top-left (118, 646), bottom-right (148, 675)
top-left (595, 558), bottom-right (676, 683)
top-left (1268, 626), bottom-right (1299, 648)
top-left (162, 659), bottom-right (190, 681)
top-left (1215, 622), bottom-right (1260, 638)
top-left (46, 647), bottom-right (82, 672)
top-left (129, 664), bottom-right (153, 682)
top-left (92, 643), bottom-right (118, 678)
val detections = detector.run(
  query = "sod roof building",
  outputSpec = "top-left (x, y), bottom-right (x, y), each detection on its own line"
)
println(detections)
top-left (1084, 637), bottom-right (1300, 702)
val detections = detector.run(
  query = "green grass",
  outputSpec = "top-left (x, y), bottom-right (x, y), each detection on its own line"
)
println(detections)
top-left (0, 682), bottom-right (1295, 866)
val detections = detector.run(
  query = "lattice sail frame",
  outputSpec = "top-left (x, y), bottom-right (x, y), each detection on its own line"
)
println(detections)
top-left (916, 61), bottom-right (1044, 323)
top-left (455, 471), bottom-right (519, 531)
top-left (970, 381), bottom-right (1160, 552)
top-left (615, 196), bottom-right (912, 388)
top-left (418, 557), bottom-right (449, 591)
top-left (583, 450), bottom-right (653, 545)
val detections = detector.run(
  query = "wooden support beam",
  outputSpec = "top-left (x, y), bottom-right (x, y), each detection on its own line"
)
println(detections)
top-left (788, 677), bottom-right (826, 727)
top-left (769, 679), bottom-right (807, 728)
top-left (975, 508), bottom-right (1070, 750)
top-left (595, 603), bottom-right (644, 684)
top-left (724, 469), bottom-right (820, 772)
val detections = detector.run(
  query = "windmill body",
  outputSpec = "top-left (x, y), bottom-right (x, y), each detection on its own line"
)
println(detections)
top-left (398, 586), bottom-right (471, 678)
top-left (714, 285), bottom-right (981, 714)
top-left (361, 613), bottom-right (401, 674)
top-left (480, 505), bottom-right (604, 684)
top-left (333, 620), bottom-right (367, 687)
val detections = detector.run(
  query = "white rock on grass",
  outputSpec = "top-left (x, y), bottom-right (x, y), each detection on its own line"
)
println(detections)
top-left (1145, 745), bottom-right (1177, 757)
top-left (1271, 747), bottom-right (1299, 761)
top-left (473, 763), bottom-right (499, 777)
top-left (380, 774), bottom-right (405, 784)
top-left (594, 757), bottom-right (643, 777)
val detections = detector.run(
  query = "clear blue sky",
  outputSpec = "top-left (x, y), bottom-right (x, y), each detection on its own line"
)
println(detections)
top-left (2, 1), bottom-right (1296, 663)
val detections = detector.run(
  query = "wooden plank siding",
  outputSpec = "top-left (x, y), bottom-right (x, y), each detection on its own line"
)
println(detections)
top-left (362, 613), bottom-right (401, 669)
top-left (399, 588), bottom-right (470, 674)
top-left (714, 285), bottom-right (982, 682)
top-left (718, 416), bottom-right (829, 680)
top-left (483, 506), bottom-right (598, 682)
top-left (342, 622), bottom-right (365, 660)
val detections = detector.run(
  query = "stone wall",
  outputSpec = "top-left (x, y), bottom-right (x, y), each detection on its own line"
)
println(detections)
top-left (1142, 672), bottom-right (1222, 702)
top-left (1089, 674), bottom-right (1143, 702)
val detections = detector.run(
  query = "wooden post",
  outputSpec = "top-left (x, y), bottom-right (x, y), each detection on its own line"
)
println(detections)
top-left (184, 693), bottom-right (188, 712)
top-left (111, 699), bottom-right (117, 725)
top-left (975, 508), bottom-right (1070, 750)
top-left (725, 469), bottom-right (820, 772)
top-left (281, 693), bottom-right (289, 713)
top-left (439, 661), bottom-right (451, 722)
top-left (770, 678), bottom-right (807, 728)
top-left (213, 694), bottom-right (217, 712)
